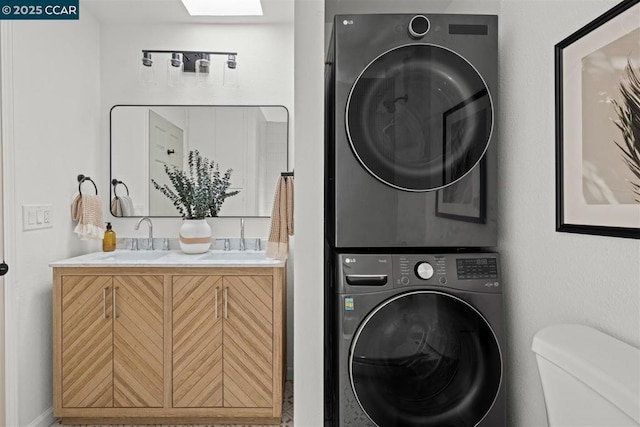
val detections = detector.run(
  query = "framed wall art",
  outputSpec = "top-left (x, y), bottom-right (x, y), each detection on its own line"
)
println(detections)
top-left (556, 0), bottom-right (640, 239)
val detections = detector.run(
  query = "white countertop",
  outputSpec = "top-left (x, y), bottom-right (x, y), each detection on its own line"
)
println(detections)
top-left (49, 249), bottom-right (285, 268)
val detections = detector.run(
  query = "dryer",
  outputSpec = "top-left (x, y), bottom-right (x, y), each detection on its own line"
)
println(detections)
top-left (335, 252), bottom-right (505, 426)
top-left (326, 14), bottom-right (498, 248)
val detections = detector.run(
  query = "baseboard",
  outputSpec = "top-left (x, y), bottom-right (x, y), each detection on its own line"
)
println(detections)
top-left (26, 407), bottom-right (54, 427)
top-left (287, 366), bottom-right (294, 381)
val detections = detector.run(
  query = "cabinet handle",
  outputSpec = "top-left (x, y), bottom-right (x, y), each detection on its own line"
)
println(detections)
top-left (113, 286), bottom-right (119, 319)
top-left (224, 287), bottom-right (228, 319)
top-left (215, 286), bottom-right (219, 319)
top-left (103, 287), bottom-right (108, 319)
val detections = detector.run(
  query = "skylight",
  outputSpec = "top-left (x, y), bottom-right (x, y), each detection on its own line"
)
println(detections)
top-left (181, 0), bottom-right (263, 16)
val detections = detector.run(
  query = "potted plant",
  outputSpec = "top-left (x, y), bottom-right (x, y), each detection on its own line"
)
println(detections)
top-left (151, 149), bottom-right (240, 254)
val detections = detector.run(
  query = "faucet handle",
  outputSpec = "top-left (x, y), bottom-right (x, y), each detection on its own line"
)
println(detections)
top-left (162, 238), bottom-right (170, 251)
top-left (131, 238), bottom-right (138, 251)
top-left (255, 238), bottom-right (261, 251)
top-left (224, 239), bottom-right (230, 251)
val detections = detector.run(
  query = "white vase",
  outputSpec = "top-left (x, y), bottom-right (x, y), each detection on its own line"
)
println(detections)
top-left (178, 219), bottom-right (212, 254)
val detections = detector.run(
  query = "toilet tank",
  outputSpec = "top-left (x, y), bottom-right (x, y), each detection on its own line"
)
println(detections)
top-left (532, 324), bottom-right (640, 427)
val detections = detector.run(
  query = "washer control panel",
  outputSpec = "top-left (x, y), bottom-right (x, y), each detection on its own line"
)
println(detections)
top-left (456, 257), bottom-right (498, 280)
top-left (395, 255), bottom-right (447, 286)
top-left (391, 253), bottom-right (501, 293)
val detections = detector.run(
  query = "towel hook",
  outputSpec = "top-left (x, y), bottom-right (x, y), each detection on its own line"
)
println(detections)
top-left (111, 179), bottom-right (130, 197)
top-left (77, 174), bottom-right (98, 196)
top-left (281, 171), bottom-right (294, 177)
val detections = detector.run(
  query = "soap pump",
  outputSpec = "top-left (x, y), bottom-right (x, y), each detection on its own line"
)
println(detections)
top-left (103, 222), bottom-right (116, 252)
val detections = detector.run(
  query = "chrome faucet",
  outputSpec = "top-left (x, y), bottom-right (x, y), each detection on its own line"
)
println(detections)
top-left (134, 217), bottom-right (154, 250)
top-left (239, 218), bottom-right (246, 251)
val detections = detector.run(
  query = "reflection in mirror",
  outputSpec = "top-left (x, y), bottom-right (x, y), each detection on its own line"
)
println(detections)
top-left (110, 105), bottom-right (289, 217)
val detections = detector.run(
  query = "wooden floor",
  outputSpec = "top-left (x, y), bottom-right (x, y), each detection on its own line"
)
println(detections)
top-left (51, 381), bottom-right (294, 427)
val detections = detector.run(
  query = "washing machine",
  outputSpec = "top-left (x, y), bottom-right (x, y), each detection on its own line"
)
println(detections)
top-left (335, 252), bottom-right (505, 426)
top-left (325, 14), bottom-right (498, 248)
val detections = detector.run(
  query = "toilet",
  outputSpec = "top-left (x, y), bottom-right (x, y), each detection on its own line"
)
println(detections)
top-left (532, 324), bottom-right (640, 426)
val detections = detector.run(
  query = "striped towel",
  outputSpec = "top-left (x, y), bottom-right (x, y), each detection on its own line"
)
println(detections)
top-left (71, 194), bottom-right (105, 240)
top-left (266, 176), bottom-right (294, 260)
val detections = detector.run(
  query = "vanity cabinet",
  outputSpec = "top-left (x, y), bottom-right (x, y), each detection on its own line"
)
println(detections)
top-left (172, 275), bottom-right (274, 409)
top-left (53, 266), bottom-right (285, 425)
top-left (59, 274), bottom-right (164, 409)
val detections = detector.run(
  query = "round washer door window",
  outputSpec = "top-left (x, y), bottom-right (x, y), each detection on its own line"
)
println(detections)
top-left (349, 291), bottom-right (501, 427)
top-left (346, 44), bottom-right (493, 192)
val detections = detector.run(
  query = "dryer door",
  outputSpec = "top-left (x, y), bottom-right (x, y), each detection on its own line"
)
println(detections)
top-left (349, 291), bottom-right (501, 427)
top-left (346, 44), bottom-right (493, 192)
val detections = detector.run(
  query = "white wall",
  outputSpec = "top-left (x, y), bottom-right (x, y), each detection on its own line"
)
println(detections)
top-left (293, 0), bottom-right (325, 424)
top-left (498, 1), bottom-right (640, 425)
top-left (3, 12), bottom-right (102, 426)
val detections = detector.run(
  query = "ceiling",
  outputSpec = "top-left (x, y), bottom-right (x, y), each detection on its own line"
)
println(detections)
top-left (81, 0), bottom-right (293, 24)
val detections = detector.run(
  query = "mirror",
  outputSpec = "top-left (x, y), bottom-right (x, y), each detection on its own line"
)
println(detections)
top-left (110, 105), bottom-right (289, 217)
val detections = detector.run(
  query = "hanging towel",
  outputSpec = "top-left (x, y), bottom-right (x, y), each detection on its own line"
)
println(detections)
top-left (111, 195), bottom-right (134, 217)
top-left (110, 197), bottom-right (120, 216)
top-left (266, 176), bottom-right (294, 260)
top-left (71, 194), bottom-right (105, 240)
top-left (118, 195), bottom-right (134, 216)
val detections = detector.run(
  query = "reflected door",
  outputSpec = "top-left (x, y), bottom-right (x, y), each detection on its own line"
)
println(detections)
top-left (149, 110), bottom-right (184, 216)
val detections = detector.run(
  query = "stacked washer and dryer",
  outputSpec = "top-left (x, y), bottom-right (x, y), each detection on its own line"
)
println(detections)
top-left (324, 14), bottom-right (505, 426)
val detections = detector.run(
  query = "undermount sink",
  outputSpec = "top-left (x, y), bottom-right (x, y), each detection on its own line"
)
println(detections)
top-left (97, 250), bottom-right (169, 261)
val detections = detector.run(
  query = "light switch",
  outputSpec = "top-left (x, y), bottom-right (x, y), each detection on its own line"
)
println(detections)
top-left (22, 204), bottom-right (53, 230)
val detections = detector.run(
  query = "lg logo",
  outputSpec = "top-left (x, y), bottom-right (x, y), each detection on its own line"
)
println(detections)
top-left (345, 258), bottom-right (356, 264)
top-left (343, 19), bottom-right (354, 25)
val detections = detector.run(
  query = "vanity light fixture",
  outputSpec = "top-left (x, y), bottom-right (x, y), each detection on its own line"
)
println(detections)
top-left (139, 50), bottom-right (238, 87)
top-left (180, 0), bottom-right (263, 16)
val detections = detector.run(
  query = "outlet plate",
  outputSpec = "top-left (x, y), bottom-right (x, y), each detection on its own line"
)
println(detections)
top-left (22, 204), bottom-right (52, 230)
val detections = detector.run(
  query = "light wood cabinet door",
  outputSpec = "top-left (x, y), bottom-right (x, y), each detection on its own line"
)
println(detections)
top-left (113, 276), bottom-right (164, 408)
top-left (172, 275), bottom-right (223, 407)
top-left (223, 276), bottom-right (273, 408)
top-left (61, 276), bottom-right (113, 408)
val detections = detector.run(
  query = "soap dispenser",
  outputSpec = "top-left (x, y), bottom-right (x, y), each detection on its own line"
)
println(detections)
top-left (103, 222), bottom-right (116, 252)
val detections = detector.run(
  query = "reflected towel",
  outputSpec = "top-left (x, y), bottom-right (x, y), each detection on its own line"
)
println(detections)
top-left (71, 194), bottom-right (105, 240)
top-left (111, 195), bottom-right (134, 217)
top-left (118, 195), bottom-right (134, 216)
top-left (266, 176), bottom-right (294, 260)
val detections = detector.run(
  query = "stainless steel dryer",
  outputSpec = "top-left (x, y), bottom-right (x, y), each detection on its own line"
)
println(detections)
top-left (335, 252), bottom-right (505, 426)
top-left (326, 14), bottom-right (498, 248)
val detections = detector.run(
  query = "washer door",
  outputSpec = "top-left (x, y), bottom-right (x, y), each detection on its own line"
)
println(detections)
top-left (349, 291), bottom-right (501, 427)
top-left (346, 44), bottom-right (493, 192)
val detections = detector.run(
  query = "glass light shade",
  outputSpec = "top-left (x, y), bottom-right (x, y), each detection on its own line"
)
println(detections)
top-left (223, 60), bottom-right (239, 88)
top-left (167, 53), bottom-right (185, 87)
top-left (138, 59), bottom-right (156, 86)
top-left (196, 55), bottom-right (215, 87)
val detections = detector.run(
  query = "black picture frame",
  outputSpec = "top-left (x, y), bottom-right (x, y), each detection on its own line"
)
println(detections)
top-left (556, 0), bottom-right (640, 239)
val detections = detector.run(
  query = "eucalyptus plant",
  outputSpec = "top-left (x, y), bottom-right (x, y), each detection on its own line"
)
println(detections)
top-left (610, 59), bottom-right (640, 202)
top-left (151, 150), bottom-right (240, 219)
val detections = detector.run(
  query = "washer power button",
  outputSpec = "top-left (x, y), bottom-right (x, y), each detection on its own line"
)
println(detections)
top-left (415, 262), bottom-right (434, 280)
top-left (400, 276), bottom-right (410, 285)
